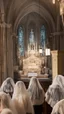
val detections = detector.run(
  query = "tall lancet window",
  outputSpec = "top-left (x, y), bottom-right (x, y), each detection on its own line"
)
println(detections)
top-left (29, 29), bottom-right (35, 50)
top-left (18, 26), bottom-right (24, 56)
top-left (40, 25), bottom-right (46, 55)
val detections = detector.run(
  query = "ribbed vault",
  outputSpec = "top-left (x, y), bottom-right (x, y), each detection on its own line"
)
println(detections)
top-left (2, 0), bottom-right (57, 33)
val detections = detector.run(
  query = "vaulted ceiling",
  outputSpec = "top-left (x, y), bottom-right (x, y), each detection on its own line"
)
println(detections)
top-left (0, 0), bottom-right (59, 33)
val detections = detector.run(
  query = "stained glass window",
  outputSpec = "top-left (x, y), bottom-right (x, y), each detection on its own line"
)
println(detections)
top-left (40, 25), bottom-right (46, 55)
top-left (18, 27), bottom-right (24, 56)
top-left (29, 29), bottom-right (35, 50)
top-left (29, 29), bottom-right (35, 44)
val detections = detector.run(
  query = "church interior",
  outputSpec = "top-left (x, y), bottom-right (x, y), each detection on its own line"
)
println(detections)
top-left (0, 0), bottom-right (64, 114)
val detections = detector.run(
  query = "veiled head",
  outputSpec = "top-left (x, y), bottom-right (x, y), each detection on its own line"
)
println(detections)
top-left (0, 92), bottom-right (11, 112)
top-left (13, 81), bottom-right (33, 114)
top-left (1, 108), bottom-right (13, 114)
top-left (45, 75), bottom-right (64, 107)
top-left (28, 77), bottom-right (42, 88)
top-left (51, 99), bottom-right (64, 114)
top-left (45, 84), bottom-right (64, 107)
top-left (13, 81), bottom-right (27, 98)
top-left (28, 77), bottom-right (45, 105)
top-left (1, 78), bottom-right (15, 97)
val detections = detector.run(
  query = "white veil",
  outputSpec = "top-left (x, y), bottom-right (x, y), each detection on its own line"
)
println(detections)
top-left (12, 81), bottom-right (34, 114)
top-left (0, 92), bottom-right (17, 114)
top-left (28, 77), bottom-right (45, 105)
top-left (45, 75), bottom-right (64, 107)
top-left (1, 77), bottom-right (15, 97)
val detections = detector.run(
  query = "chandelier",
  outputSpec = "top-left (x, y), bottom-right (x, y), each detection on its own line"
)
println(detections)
top-left (52, 0), bottom-right (64, 26)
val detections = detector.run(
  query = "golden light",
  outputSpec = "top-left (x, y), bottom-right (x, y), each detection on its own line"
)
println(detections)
top-left (52, 0), bottom-right (55, 4)
top-left (39, 48), bottom-right (42, 54)
top-left (45, 48), bottom-right (50, 56)
top-left (60, 0), bottom-right (64, 26)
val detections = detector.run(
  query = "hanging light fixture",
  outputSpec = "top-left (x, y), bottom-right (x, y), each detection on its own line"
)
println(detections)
top-left (52, 0), bottom-right (64, 26)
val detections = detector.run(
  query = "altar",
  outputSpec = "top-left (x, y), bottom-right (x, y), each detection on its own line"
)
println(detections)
top-left (23, 54), bottom-right (42, 76)
top-left (14, 27), bottom-right (52, 114)
top-left (14, 50), bottom-right (52, 114)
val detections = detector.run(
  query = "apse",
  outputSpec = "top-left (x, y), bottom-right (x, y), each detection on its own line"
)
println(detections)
top-left (16, 12), bottom-right (52, 78)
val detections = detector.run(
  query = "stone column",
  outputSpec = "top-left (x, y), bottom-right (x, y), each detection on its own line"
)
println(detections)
top-left (0, 20), bottom-right (11, 83)
top-left (56, 1), bottom-right (60, 50)
top-left (0, 23), bottom-right (7, 81)
top-left (6, 24), bottom-right (14, 78)
top-left (12, 34), bottom-right (18, 65)
top-left (51, 50), bottom-right (64, 79)
top-left (0, 23), bottom-right (4, 85)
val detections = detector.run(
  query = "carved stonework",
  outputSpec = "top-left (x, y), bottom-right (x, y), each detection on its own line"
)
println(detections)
top-left (51, 50), bottom-right (64, 79)
top-left (23, 54), bottom-right (41, 75)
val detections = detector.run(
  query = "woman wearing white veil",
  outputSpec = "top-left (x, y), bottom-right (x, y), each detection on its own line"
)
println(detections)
top-left (28, 77), bottom-right (45, 114)
top-left (12, 81), bottom-right (34, 114)
top-left (1, 77), bottom-right (15, 98)
top-left (0, 92), bottom-right (17, 114)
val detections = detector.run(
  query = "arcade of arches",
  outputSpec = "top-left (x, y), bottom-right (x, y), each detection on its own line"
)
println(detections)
top-left (0, 0), bottom-right (64, 85)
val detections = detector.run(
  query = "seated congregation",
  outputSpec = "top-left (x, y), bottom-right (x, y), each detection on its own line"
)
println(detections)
top-left (0, 75), bottom-right (64, 114)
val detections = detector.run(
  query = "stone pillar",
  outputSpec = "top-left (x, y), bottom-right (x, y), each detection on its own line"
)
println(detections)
top-left (51, 50), bottom-right (64, 79)
top-left (0, 23), bottom-right (7, 81)
top-left (0, 23), bottom-right (4, 85)
top-left (56, 1), bottom-right (60, 50)
top-left (6, 25), bottom-right (14, 78)
top-left (12, 34), bottom-right (18, 65)
top-left (51, 51), bottom-right (58, 79)
top-left (0, 19), bottom-right (11, 83)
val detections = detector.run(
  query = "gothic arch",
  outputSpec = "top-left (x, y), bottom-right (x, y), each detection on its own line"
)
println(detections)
top-left (13, 3), bottom-right (55, 33)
